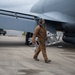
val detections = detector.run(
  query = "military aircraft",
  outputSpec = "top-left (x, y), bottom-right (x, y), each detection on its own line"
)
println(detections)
top-left (0, 0), bottom-right (75, 44)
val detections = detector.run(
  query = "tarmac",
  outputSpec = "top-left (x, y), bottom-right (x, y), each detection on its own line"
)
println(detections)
top-left (0, 36), bottom-right (75, 75)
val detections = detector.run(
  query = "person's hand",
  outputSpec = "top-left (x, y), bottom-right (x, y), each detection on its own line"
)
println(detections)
top-left (32, 39), bottom-right (35, 45)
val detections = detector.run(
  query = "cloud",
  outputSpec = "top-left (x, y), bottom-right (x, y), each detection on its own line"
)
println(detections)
top-left (0, 0), bottom-right (38, 5)
top-left (0, 0), bottom-right (39, 12)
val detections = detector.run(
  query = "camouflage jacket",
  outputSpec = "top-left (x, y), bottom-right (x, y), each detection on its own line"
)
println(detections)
top-left (32, 25), bottom-right (47, 42)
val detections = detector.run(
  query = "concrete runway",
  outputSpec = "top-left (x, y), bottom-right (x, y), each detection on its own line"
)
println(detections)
top-left (0, 36), bottom-right (75, 75)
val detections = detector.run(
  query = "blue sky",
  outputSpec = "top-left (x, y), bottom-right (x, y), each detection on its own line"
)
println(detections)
top-left (0, 0), bottom-right (39, 13)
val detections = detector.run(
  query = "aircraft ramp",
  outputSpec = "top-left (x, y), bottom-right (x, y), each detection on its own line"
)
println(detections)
top-left (0, 36), bottom-right (75, 75)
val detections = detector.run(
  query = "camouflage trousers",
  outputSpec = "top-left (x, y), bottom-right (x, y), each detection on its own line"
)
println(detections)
top-left (33, 38), bottom-right (48, 61)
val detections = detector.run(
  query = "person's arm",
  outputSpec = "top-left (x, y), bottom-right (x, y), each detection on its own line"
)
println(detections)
top-left (45, 26), bottom-right (47, 40)
top-left (32, 25), bottom-right (40, 44)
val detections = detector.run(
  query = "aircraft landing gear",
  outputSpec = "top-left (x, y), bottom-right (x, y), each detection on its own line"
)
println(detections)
top-left (25, 32), bottom-right (33, 46)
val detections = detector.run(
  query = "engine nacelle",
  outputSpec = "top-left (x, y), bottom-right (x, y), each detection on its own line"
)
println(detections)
top-left (62, 23), bottom-right (75, 32)
top-left (62, 36), bottom-right (75, 44)
top-left (63, 32), bottom-right (75, 37)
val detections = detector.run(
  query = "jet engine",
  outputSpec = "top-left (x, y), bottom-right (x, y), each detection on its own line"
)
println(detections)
top-left (62, 32), bottom-right (75, 44)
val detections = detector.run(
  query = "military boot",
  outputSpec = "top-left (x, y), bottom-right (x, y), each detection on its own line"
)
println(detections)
top-left (45, 60), bottom-right (51, 63)
top-left (33, 56), bottom-right (39, 61)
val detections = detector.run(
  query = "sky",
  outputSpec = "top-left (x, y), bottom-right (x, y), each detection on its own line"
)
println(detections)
top-left (0, 0), bottom-right (39, 35)
top-left (0, 0), bottom-right (39, 13)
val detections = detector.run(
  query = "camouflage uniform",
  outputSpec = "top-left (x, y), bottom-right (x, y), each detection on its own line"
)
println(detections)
top-left (32, 25), bottom-right (48, 61)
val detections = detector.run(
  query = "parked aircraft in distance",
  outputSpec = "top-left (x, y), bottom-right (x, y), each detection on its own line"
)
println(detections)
top-left (0, 0), bottom-right (75, 44)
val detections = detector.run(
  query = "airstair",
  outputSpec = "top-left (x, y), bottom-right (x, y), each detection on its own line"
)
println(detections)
top-left (46, 31), bottom-right (62, 46)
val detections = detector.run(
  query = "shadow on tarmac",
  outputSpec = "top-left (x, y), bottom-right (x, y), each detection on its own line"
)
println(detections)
top-left (49, 41), bottom-right (75, 52)
top-left (0, 40), bottom-right (75, 51)
top-left (0, 41), bottom-right (26, 47)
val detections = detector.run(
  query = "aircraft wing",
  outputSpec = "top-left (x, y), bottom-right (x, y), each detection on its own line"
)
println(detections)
top-left (0, 9), bottom-right (39, 33)
top-left (0, 9), bottom-right (59, 33)
top-left (43, 12), bottom-right (75, 24)
top-left (30, 11), bottom-right (75, 33)
top-left (0, 9), bottom-right (71, 33)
